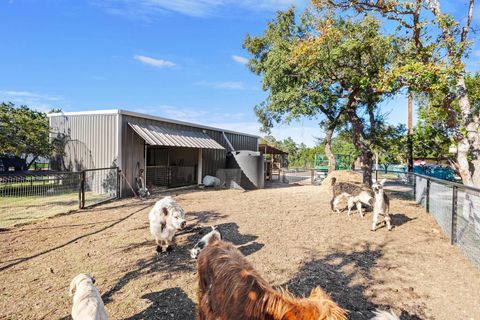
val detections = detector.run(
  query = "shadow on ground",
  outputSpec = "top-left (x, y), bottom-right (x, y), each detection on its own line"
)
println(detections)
top-left (284, 242), bottom-right (424, 320)
top-left (124, 287), bottom-right (196, 320)
top-left (102, 219), bottom-right (263, 307)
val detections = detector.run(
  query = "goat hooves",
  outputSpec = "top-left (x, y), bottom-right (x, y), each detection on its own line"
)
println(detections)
top-left (166, 245), bottom-right (173, 253)
top-left (156, 246), bottom-right (163, 253)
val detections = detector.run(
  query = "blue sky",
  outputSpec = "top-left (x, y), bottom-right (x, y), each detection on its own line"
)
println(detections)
top-left (1, 0), bottom-right (479, 146)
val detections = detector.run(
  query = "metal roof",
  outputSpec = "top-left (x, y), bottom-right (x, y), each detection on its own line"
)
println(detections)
top-left (128, 122), bottom-right (225, 150)
top-left (47, 109), bottom-right (259, 139)
top-left (258, 144), bottom-right (288, 155)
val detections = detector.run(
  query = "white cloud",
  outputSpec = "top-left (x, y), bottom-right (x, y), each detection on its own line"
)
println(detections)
top-left (195, 80), bottom-right (246, 90)
top-left (134, 54), bottom-right (176, 68)
top-left (93, 0), bottom-right (306, 18)
top-left (232, 55), bottom-right (249, 65)
top-left (215, 81), bottom-right (245, 90)
top-left (0, 90), bottom-right (64, 112)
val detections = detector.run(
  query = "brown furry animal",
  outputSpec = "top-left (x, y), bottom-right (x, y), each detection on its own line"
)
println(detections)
top-left (196, 235), bottom-right (347, 320)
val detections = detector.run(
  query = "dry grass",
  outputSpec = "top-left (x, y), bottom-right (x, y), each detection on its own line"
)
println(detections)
top-left (1, 185), bottom-right (479, 319)
top-left (0, 193), bottom-right (107, 228)
top-left (321, 170), bottom-right (363, 188)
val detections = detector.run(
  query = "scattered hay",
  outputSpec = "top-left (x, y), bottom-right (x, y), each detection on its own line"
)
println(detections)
top-left (321, 170), bottom-right (362, 189)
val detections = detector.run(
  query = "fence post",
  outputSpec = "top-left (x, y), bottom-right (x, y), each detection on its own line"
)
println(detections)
top-left (451, 186), bottom-right (457, 245)
top-left (426, 178), bottom-right (430, 213)
top-left (311, 169), bottom-right (314, 185)
top-left (79, 171), bottom-right (85, 209)
top-left (116, 168), bottom-right (121, 199)
top-left (375, 169), bottom-right (378, 182)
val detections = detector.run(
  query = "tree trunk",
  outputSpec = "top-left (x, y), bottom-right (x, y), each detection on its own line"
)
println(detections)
top-left (324, 127), bottom-right (336, 173)
top-left (456, 75), bottom-right (480, 186)
top-left (347, 108), bottom-right (374, 186)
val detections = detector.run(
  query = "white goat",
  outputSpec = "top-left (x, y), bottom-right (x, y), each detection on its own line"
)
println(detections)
top-left (148, 196), bottom-right (187, 253)
top-left (371, 179), bottom-right (392, 231)
top-left (69, 274), bottom-right (108, 320)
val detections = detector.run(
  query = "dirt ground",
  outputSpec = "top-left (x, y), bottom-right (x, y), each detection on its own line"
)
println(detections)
top-left (1, 184), bottom-right (479, 320)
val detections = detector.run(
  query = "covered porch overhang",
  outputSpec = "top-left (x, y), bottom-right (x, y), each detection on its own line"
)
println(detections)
top-left (128, 123), bottom-right (224, 187)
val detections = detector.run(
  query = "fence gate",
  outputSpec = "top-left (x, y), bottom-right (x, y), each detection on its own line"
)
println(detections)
top-left (0, 167), bottom-right (119, 228)
top-left (80, 167), bottom-right (119, 209)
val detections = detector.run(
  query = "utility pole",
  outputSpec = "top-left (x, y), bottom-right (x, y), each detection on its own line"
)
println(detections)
top-left (407, 92), bottom-right (414, 172)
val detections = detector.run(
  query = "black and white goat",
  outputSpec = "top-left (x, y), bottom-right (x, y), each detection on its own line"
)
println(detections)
top-left (190, 226), bottom-right (222, 259)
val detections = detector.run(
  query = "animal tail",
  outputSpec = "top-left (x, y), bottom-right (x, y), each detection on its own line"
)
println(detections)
top-left (370, 309), bottom-right (400, 320)
top-left (331, 177), bottom-right (337, 186)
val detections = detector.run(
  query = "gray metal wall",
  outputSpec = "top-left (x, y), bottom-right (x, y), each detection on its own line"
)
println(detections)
top-left (121, 114), bottom-right (257, 195)
top-left (50, 112), bottom-right (258, 196)
top-left (49, 114), bottom-right (118, 171)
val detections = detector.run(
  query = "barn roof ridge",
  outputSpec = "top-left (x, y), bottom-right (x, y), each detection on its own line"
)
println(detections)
top-left (47, 109), bottom-right (260, 139)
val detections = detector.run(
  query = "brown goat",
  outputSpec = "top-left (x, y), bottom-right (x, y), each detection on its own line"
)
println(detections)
top-left (196, 236), bottom-right (347, 320)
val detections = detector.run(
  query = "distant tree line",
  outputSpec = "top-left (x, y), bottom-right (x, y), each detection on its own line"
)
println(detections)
top-left (0, 102), bottom-right (61, 170)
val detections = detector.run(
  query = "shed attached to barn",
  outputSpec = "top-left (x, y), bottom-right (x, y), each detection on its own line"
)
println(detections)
top-left (48, 109), bottom-right (259, 195)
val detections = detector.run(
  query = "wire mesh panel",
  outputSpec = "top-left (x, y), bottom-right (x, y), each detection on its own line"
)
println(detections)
top-left (429, 182), bottom-right (453, 239)
top-left (146, 166), bottom-right (169, 187)
top-left (283, 169), bottom-right (314, 185)
top-left (83, 168), bottom-right (119, 207)
top-left (375, 171), bottom-right (414, 200)
top-left (415, 176), bottom-right (428, 207)
top-left (0, 171), bottom-right (81, 228)
top-left (169, 166), bottom-right (196, 187)
top-left (456, 188), bottom-right (480, 269)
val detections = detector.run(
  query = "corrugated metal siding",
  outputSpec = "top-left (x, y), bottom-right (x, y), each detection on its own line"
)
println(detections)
top-left (128, 123), bottom-right (224, 149)
top-left (49, 114), bottom-right (118, 171)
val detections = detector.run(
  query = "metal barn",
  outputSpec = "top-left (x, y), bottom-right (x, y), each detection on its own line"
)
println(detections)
top-left (48, 109), bottom-right (259, 195)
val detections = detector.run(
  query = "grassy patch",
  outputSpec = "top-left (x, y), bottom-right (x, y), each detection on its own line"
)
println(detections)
top-left (0, 192), bottom-right (107, 228)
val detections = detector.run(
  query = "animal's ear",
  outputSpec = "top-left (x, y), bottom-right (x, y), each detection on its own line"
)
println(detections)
top-left (380, 178), bottom-right (387, 186)
top-left (90, 275), bottom-right (96, 284)
top-left (211, 225), bottom-right (216, 231)
top-left (162, 207), bottom-right (168, 216)
top-left (309, 287), bottom-right (328, 299)
top-left (372, 178), bottom-right (377, 184)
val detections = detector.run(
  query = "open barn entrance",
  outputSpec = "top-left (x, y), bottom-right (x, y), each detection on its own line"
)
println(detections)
top-left (145, 146), bottom-right (198, 189)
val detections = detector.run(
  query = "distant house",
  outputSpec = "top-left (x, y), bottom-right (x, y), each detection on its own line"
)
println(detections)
top-left (48, 109), bottom-right (259, 195)
top-left (0, 156), bottom-right (27, 172)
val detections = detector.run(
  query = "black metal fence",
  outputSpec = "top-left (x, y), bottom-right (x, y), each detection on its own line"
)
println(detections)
top-left (0, 167), bottom-right (119, 228)
top-left (370, 169), bottom-right (480, 269)
top-left (414, 173), bottom-right (480, 269)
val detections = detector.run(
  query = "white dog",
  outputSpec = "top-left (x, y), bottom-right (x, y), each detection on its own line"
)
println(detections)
top-left (69, 274), bottom-right (108, 320)
top-left (149, 196), bottom-right (187, 253)
top-left (190, 226), bottom-right (222, 259)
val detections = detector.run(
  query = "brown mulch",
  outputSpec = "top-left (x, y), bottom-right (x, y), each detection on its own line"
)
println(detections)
top-left (1, 186), bottom-right (479, 319)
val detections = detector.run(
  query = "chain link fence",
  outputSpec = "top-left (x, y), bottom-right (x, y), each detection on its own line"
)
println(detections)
top-left (414, 174), bottom-right (480, 269)
top-left (0, 167), bottom-right (119, 228)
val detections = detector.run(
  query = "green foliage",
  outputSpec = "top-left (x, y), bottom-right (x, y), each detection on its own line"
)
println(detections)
top-left (244, 10), bottom-right (398, 132)
top-left (0, 103), bottom-right (52, 167)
